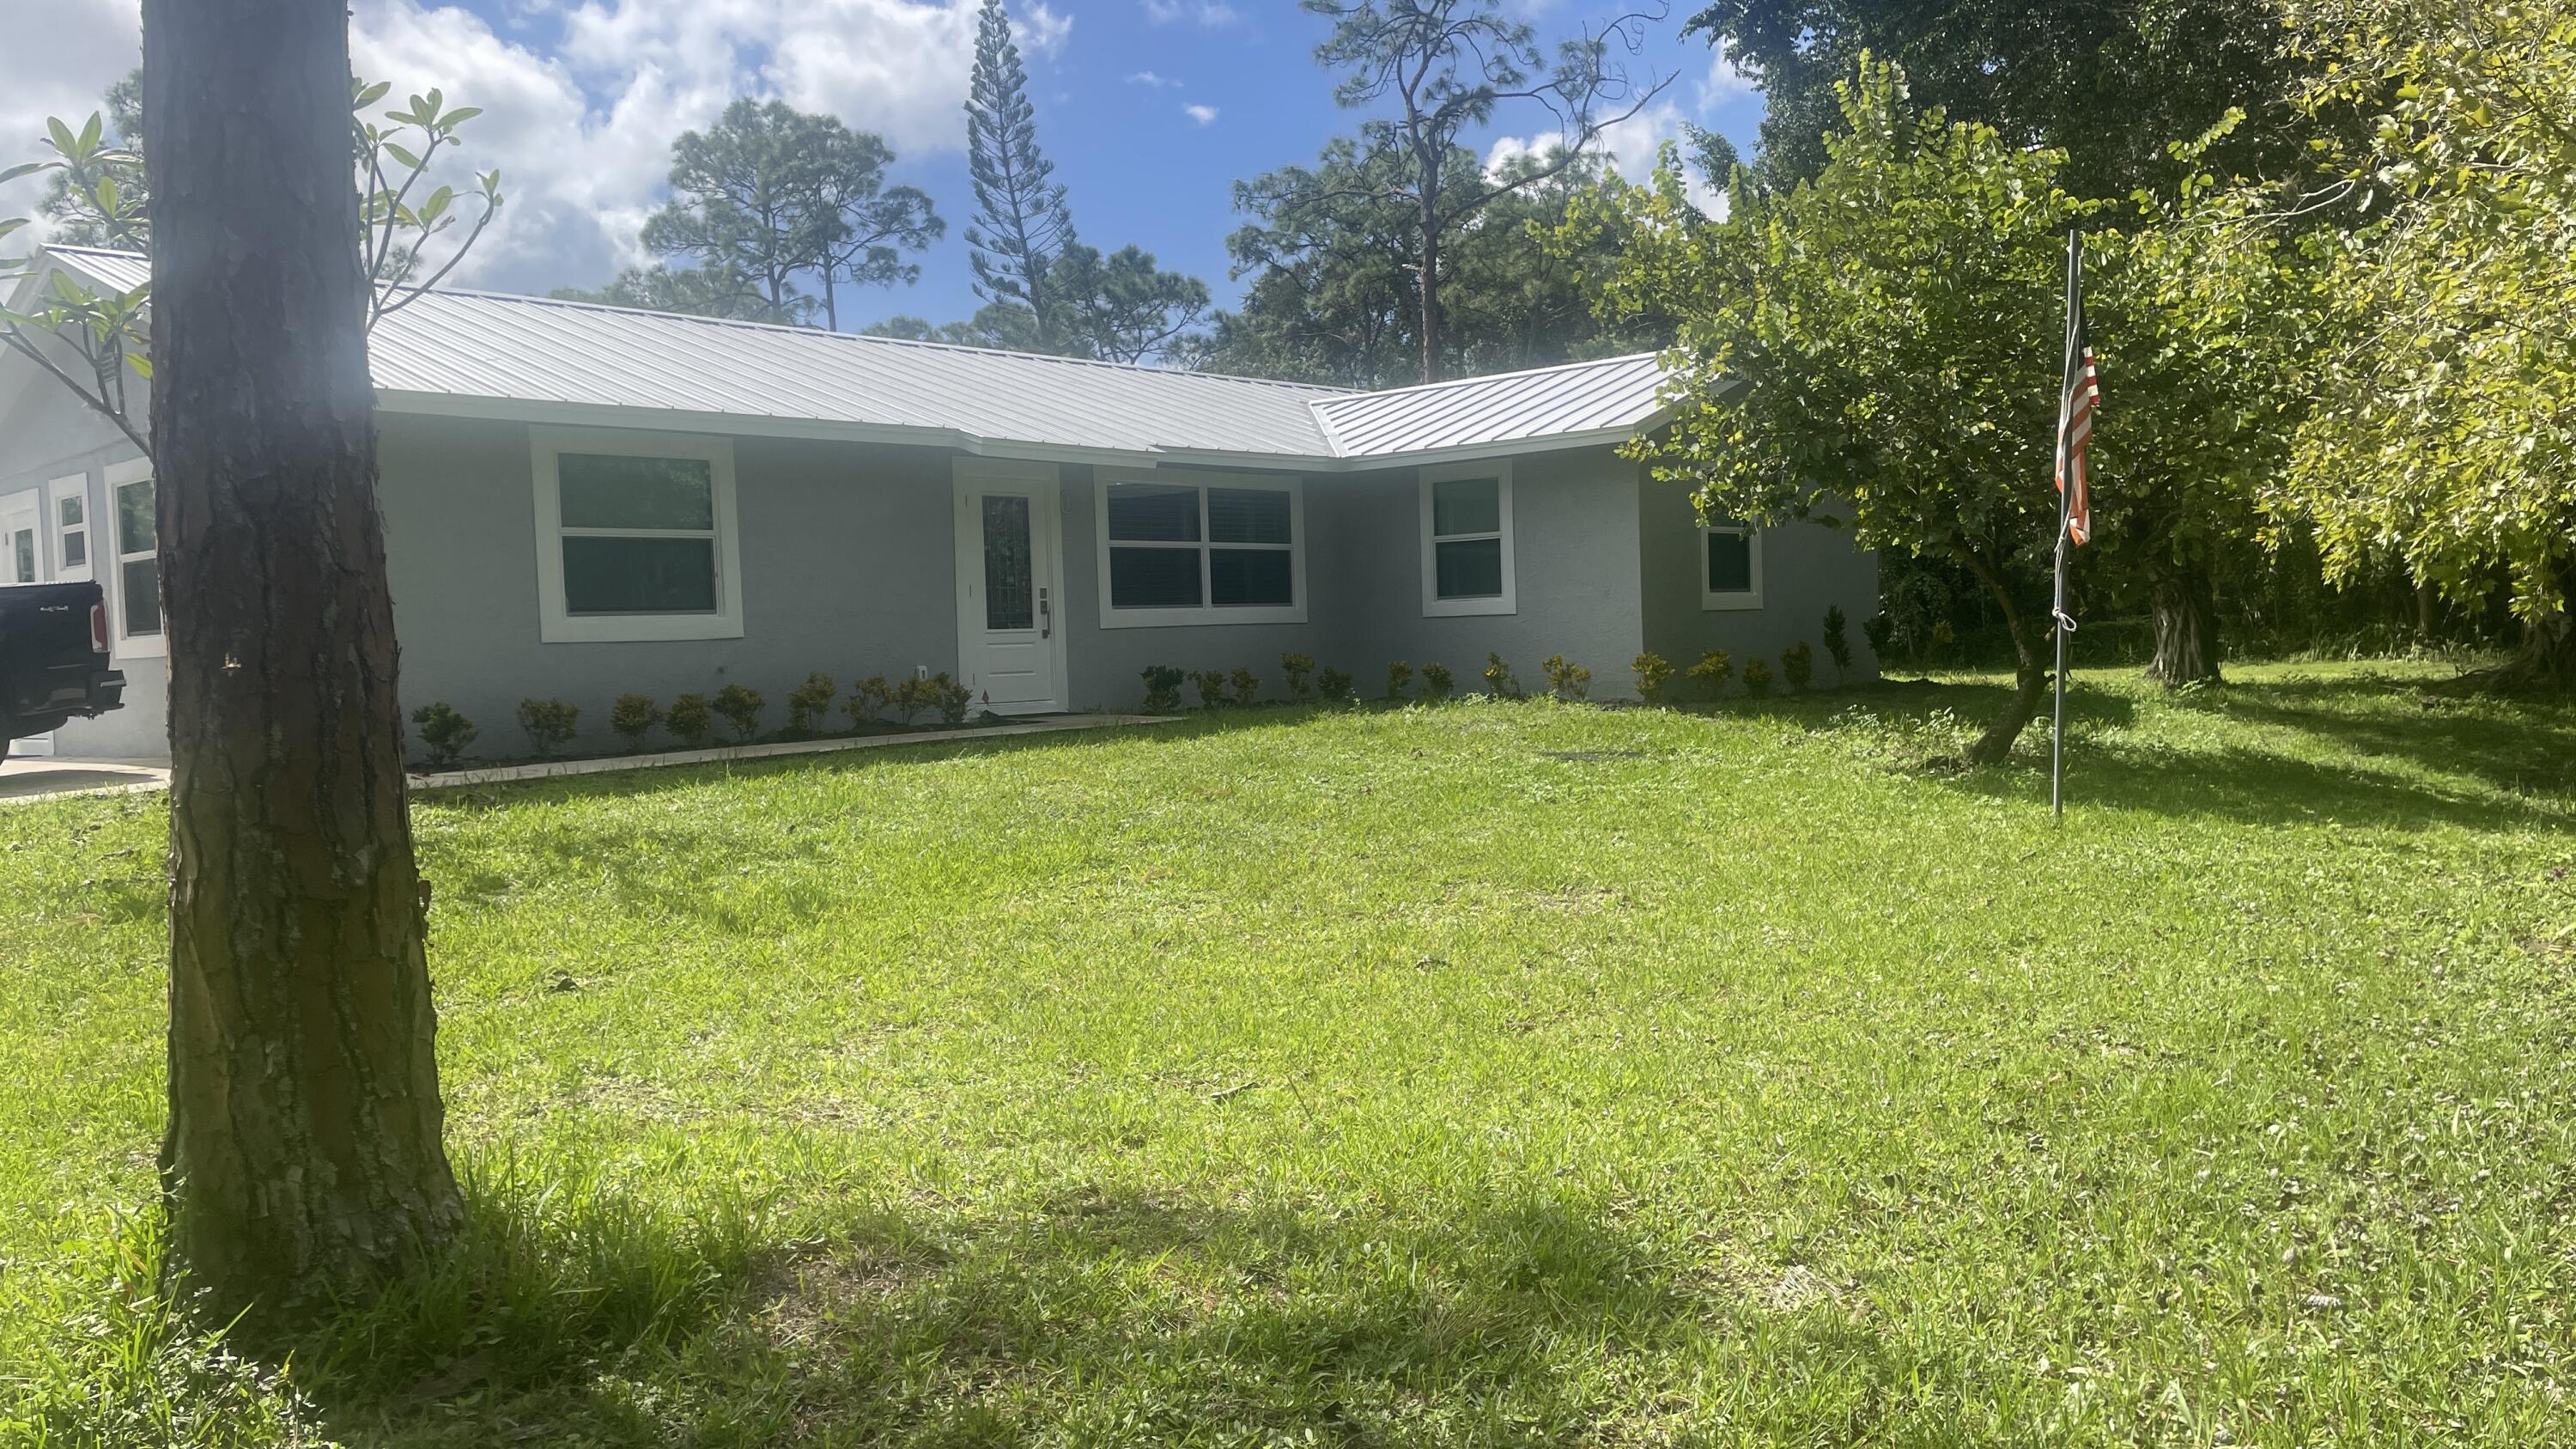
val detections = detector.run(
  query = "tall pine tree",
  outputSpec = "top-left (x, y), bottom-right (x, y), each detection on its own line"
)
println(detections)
top-left (963, 0), bottom-right (1074, 350)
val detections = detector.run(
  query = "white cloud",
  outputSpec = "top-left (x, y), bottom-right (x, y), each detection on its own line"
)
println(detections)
top-left (1, 0), bottom-right (1059, 296)
top-left (1693, 40), bottom-right (1759, 111)
top-left (1125, 70), bottom-right (1182, 88)
top-left (1141, 0), bottom-right (1240, 28)
top-left (1183, 103), bottom-right (1218, 126)
top-left (1485, 100), bottom-right (1727, 217)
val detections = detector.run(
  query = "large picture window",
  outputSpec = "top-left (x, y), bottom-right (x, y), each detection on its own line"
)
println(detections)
top-left (1097, 471), bottom-right (1304, 627)
top-left (1700, 521), bottom-right (1764, 611)
top-left (1419, 460), bottom-right (1516, 617)
top-left (103, 460), bottom-right (162, 655)
top-left (533, 429), bottom-right (743, 642)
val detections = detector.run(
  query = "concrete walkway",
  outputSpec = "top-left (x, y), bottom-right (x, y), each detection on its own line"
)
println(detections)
top-left (0, 714), bottom-right (1176, 804)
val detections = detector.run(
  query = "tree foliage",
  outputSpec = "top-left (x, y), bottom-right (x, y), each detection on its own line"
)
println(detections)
top-left (1590, 60), bottom-right (2091, 761)
top-left (1213, 140), bottom-right (1667, 387)
top-left (963, 0), bottom-right (1075, 348)
top-left (1295, 0), bottom-right (1673, 382)
top-left (2265, 0), bottom-right (2576, 685)
top-left (1686, 0), bottom-right (2311, 195)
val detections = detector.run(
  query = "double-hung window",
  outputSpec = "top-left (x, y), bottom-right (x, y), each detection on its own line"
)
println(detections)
top-left (52, 476), bottom-right (91, 582)
top-left (1419, 460), bottom-right (1516, 616)
top-left (1097, 471), bottom-right (1304, 627)
top-left (1700, 521), bottom-right (1763, 611)
top-left (532, 429), bottom-right (744, 643)
top-left (104, 460), bottom-right (162, 654)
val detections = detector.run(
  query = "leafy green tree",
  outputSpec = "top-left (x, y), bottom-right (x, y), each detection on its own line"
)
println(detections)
top-left (638, 99), bottom-right (837, 324)
top-left (1050, 241), bottom-right (1209, 364)
top-left (1215, 143), bottom-right (1665, 387)
top-left (1686, 0), bottom-right (2310, 196)
top-left (1592, 60), bottom-right (2090, 763)
top-left (806, 125), bottom-right (943, 332)
top-left (549, 262), bottom-right (777, 320)
top-left (1297, 0), bottom-right (1674, 382)
top-left (2265, 0), bottom-right (2576, 688)
top-left (963, 0), bottom-right (1075, 349)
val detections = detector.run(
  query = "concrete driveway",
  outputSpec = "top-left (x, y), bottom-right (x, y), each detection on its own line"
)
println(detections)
top-left (0, 755), bottom-right (170, 802)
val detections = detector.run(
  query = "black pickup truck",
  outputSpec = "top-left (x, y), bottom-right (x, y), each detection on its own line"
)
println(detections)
top-left (0, 581), bottom-right (125, 760)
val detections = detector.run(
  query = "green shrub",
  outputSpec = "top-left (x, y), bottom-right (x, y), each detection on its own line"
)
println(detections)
top-left (1687, 649), bottom-right (1734, 699)
top-left (713, 684), bottom-right (765, 742)
top-left (1482, 652), bottom-right (1522, 698)
top-left (1230, 667), bottom-right (1261, 706)
top-left (609, 694), bottom-right (660, 752)
top-left (1823, 606), bottom-right (1854, 679)
top-left (1193, 669), bottom-right (1230, 709)
top-left (1316, 666), bottom-right (1354, 703)
top-left (515, 697), bottom-right (579, 758)
top-left (1862, 612), bottom-right (1895, 662)
top-left (1280, 652), bottom-right (1316, 700)
top-left (848, 673), bottom-right (892, 725)
top-left (666, 693), bottom-right (714, 746)
top-left (1385, 660), bottom-right (1415, 699)
top-left (1421, 662), bottom-right (1455, 700)
top-left (1782, 642), bottom-right (1815, 692)
top-left (1540, 654), bottom-right (1590, 700)
top-left (932, 673), bottom-right (974, 726)
top-left (1140, 665), bottom-right (1186, 714)
top-left (1742, 656), bottom-right (1774, 697)
top-left (890, 676), bottom-right (933, 726)
top-left (786, 673), bottom-right (837, 735)
top-left (410, 702), bottom-right (477, 770)
top-left (1633, 652), bottom-right (1674, 703)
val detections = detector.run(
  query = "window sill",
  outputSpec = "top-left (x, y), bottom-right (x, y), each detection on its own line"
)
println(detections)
top-left (1097, 604), bottom-right (1308, 630)
top-left (539, 612), bottom-right (744, 644)
top-left (1425, 594), bottom-right (1516, 618)
top-left (1700, 593), bottom-right (1765, 612)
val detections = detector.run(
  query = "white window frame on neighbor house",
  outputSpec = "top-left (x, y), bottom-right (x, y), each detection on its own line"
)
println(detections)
top-left (49, 473), bottom-right (91, 583)
top-left (104, 459), bottom-right (164, 658)
top-left (1094, 467), bottom-right (1307, 629)
top-left (1699, 522), bottom-right (1765, 612)
top-left (531, 427), bottom-right (744, 643)
top-left (1419, 460), bottom-right (1516, 618)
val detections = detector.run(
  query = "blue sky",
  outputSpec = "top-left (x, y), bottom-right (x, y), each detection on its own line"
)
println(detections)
top-left (3, 0), bottom-right (1764, 335)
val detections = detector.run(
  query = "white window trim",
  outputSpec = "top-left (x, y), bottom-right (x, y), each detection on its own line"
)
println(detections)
top-left (2, 490), bottom-right (37, 587)
top-left (532, 427), bottom-right (744, 643)
top-left (48, 473), bottom-right (91, 584)
top-left (1094, 467), bottom-right (1308, 630)
top-left (104, 459), bottom-right (164, 658)
top-left (1419, 459), bottom-right (1516, 618)
top-left (1699, 522), bottom-right (1765, 612)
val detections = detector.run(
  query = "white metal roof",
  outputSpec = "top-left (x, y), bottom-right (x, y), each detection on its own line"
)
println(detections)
top-left (42, 247), bottom-right (1669, 467)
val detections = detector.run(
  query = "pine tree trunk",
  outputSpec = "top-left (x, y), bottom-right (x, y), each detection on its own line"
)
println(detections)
top-left (2144, 566), bottom-right (2223, 688)
top-left (145, 0), bottom-right (461, 1324)
top-left (1417, 167), bottom-right (1443, 386)
top-left (1956, 544), bottom-right (2047, 766)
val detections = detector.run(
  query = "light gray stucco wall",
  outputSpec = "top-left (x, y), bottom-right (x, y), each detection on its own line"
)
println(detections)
top-left (378, 414), bottom-right (963, 761)
top-left (0, 356), bottom-right (167, 758)
top-left (1333, 446), bottom-right (1649, 698)
top-left (1636, 467), bottom-right (1882, 685)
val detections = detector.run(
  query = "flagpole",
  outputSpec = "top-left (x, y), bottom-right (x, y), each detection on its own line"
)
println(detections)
top-left (2051, 229), bottom-right (2079, 822)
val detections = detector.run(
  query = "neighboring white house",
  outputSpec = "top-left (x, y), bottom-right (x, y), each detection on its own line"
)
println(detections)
top-left (1, 246), bottom-right (1878, 764)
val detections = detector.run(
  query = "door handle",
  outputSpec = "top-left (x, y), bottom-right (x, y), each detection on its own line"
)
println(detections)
top-left (1040, 588), bottom-right (1053, 639)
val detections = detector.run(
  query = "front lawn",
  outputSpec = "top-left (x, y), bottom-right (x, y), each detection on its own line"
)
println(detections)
top-left (3, 663), bottom-right (2573, 1446)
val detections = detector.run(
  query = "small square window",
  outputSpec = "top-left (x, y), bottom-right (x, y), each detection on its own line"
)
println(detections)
top-left (1700, 523), bottom-right (1763, 612)
top-left (1420, 464), bottom-right (1515, 616)
top-left (533, 430), bottom-right (743, 642)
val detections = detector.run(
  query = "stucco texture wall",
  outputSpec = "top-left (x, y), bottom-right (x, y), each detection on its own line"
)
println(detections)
top-left (1636, 466), bottom-right (1882, 687)
top-left (378, 415), bottom-right (962, 758)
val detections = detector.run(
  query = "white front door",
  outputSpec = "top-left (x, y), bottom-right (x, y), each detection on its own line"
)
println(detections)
top-left (953, 461), bottom-right (1066, 715)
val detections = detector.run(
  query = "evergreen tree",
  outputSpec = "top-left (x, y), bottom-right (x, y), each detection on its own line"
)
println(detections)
top-left (963, 0), bottom-right (1075, 350)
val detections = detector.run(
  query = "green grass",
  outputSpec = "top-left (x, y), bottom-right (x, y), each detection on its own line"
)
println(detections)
top-left (3, 661), bottom-right (2573, 1446)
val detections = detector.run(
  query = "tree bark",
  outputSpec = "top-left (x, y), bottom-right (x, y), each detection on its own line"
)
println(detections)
top-left (1954, 543), bottom-right (2048, 766)
top-left (146, 0), bottom-right (461, 1323)
top-left (1417, 146), bottom-right (1443, 386)
top-left (2144, 564), bottom-right (2223, 688)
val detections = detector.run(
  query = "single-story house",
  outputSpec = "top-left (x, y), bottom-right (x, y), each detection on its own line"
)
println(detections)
top-left (3, 246), bottom-right (1877, 764)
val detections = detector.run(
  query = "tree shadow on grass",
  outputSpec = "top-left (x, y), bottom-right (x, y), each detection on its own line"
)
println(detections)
top-left (285, 1172), bottom-right (1763, 1447)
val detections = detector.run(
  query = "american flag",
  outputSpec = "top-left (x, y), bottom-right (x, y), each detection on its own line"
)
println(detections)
top-left (2056, 257), bottom-right (2100, 546)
